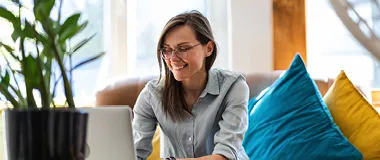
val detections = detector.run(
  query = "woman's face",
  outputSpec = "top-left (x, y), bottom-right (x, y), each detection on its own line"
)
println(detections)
top-left (163, 25), bottom-right (213, 81)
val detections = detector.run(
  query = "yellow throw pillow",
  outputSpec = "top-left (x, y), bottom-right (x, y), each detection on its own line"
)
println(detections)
top-left (147, 125), bottom-right (160, 160)
top-left (323, 70), bottom-right (380, 159)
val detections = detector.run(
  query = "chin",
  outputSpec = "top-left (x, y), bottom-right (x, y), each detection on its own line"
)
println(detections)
top-left (173, 74), bottom-right (188, 81)
top-left (169, 67), bottom-right (191, 81)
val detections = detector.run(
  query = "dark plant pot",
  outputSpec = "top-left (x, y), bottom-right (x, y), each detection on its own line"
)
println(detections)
top-left (3, 108), bottom-right (88, 160)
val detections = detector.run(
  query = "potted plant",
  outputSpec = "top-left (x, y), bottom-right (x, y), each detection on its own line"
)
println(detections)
top-left (0, 0), bottom-right (104, 159)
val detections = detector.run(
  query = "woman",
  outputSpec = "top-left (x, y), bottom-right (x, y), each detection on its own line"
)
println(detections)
top-left (132, 10), bottom-right (249, 160)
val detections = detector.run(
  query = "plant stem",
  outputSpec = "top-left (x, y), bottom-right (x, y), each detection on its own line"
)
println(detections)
top-left (2, 54), bottom-right (23, 104)
top-left (0, 86), bottom-right (19, 109)
top-left (18, 3), bottom-right (36, 108)
top-left (9, 85), bottom-right (24, 105)
top-left (35, 32), bottom-right (50, 108)
top-left (52, 98), bottom-right (57, 108)
top-left (69, 41), bottom-right (73, 87)
top-left (52, 43), bottom-right (75, 108)
top-left (52, 73), bottom-right (59, 98)
top-left (20, 37), bottom-right (37, 109)
top-left (58, 0), bottom-right (64, 24)
top-left (39, 6), bottom-right (75, 108)
top-left (7, 52), bottom-right (19, 61)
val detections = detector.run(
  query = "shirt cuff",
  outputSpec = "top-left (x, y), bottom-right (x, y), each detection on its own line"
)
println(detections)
top-left (212, 144), bottom-right (237, 160)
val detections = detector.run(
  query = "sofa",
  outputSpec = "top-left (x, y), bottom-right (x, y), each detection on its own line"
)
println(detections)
top-left (96, 71), bottom-right (334, 106)
top-left (95, 70), bottom-right (335, 159)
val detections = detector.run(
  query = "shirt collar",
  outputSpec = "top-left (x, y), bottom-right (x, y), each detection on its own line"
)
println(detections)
top-left (200, 69), bottom-right (220, 98)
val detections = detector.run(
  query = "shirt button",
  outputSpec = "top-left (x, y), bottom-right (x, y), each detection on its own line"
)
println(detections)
top-left (188, 137), bottom-right (192, 141)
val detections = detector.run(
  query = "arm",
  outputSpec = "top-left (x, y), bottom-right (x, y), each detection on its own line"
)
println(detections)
top-left (176, 154), bottom-right (226, 160)
top-left (132, 84), bottom-right (158, 160)
top-left (212, 77), bottom-right (249, 160)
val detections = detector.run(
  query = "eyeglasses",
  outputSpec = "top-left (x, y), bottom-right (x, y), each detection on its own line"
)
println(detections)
top-left (159, 43), bottom-right (202, 60)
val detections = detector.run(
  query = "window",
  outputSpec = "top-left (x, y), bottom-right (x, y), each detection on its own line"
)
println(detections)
top-left (127, 0), bottom-right (206, 77)
top-left (306, 0), bottom-right (380, 96)
top-left (125, 0), bottom-right (229, 77)
top-left (0, 0), bottom-right (105, 105)
top-left (1, 0), bottom-right (230, 105)
top-left (56, 0), bottom-right (105, 103)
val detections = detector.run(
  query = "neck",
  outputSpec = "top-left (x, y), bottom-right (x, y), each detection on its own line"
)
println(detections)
top-left (181, 69), bottom-right (208, 97)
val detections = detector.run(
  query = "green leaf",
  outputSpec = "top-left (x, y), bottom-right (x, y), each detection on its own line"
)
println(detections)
top-left (14, 70), bottom-right (22, 74)
top-left (23, 20), bottom-right (35, 38)
top-left (33, 0), bottom-right (55, 21)
top-left (1, 70), bottom-right (10, 87)
top-left (11, 31), bottom-right (20, 42)
top-left (59, 20), bottom-right (88, 42)
top-left (59, 40), bottom-right (67, 56)
top-left (59, 13), bottom-right (81, 35)
top-left (0, 70), bottom-right (11, 102)
top-left (72, 52), bottom-right (105, 70)
top-left (41, 46), bottom-right (53, 59)
top-left (11, 0), bottom-right (21, 4)
top-left (72, 33), bottom-right (96, 53)
top-left (23, 55), bottom-right (41, 89)
top-left (0, 6), bottom-right (18, 23)
top-left (22, 20), bottom-right (47, 43)
top-left (10, 20), bottom-right (22, 42)
top-left (0, 42), bottom-right (14, 52)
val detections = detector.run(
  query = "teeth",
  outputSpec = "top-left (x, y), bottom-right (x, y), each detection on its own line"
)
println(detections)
top-left (173, 65), bottom-right (187, 70)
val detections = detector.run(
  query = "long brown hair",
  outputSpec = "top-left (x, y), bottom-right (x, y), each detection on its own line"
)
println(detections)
top-left (156, 10), bottom-right (217, 122)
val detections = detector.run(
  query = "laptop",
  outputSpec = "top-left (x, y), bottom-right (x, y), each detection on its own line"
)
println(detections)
top-left (80, 106), bottom-right (137, 160)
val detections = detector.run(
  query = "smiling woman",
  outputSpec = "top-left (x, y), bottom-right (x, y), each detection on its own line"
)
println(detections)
top-left (161, 28), bottom-right (212, 82)
top-left (157, 13), bottom-right (217, 121)
top-left (132, 11), bottom-right (249, 160)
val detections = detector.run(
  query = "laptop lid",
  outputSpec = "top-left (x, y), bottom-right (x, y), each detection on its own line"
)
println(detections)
top-left (80, 106), bottom-right (137, 160)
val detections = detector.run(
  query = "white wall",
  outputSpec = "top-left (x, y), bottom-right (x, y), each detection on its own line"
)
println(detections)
top-left (102, 0), bottom-right (129, 78)
top-left (207, 0), bottom-right (230, 71)
top-left (101, 0), bottom-right (274, 78)
top-left (229, 0), bottom-right (273, 73)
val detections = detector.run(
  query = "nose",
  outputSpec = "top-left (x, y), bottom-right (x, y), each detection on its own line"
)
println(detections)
top-left (169, 51), bottom-right (181, 62)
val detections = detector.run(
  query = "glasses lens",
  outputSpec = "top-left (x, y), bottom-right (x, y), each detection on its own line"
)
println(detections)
top-left (176, 49), bottom-right (188, 58)
top-left (161, 49), bottom-right (170, 59)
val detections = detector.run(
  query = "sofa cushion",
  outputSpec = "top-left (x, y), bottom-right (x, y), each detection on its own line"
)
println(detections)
top-left (242, 54), bottom-right (362, 159)
top-left (147, 125), bottom-right (160, 160)
top-left (323, 70), bottom-right (380, 159)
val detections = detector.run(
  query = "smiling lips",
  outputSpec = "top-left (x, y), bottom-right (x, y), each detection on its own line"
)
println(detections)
top-left (172, 64), bottom-right (188, 70)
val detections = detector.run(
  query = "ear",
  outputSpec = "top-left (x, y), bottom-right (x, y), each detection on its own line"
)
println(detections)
top-left (205, 41), bottom-right (214, 57)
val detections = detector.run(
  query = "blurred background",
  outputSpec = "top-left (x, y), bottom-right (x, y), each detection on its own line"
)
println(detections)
top-left (0, 0), bottom-right (379, 105)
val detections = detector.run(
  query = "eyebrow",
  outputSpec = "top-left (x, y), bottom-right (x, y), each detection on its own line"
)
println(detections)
top-left (163, 42), bottom-right (191, 47)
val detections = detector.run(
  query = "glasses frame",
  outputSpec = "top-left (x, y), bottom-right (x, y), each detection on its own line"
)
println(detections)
top-left (159, 43), bottom-right (202, 60)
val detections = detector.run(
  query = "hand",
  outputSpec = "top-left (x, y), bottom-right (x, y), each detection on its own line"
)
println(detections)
top-left (176, 154), bottom-right (226, 160)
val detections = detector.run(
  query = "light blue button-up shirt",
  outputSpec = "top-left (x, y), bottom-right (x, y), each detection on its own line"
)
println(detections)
top-left (132, 68), bottom-right (249, 160)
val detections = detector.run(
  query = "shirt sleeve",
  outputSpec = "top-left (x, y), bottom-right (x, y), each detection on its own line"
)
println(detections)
top-left (132, 83), bottom-right (158, 160)
top-left (212, 76), bottom-right (249, 160)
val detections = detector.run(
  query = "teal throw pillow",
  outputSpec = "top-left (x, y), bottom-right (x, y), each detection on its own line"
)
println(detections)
top-left (242, 54), bottom-right (363, 159)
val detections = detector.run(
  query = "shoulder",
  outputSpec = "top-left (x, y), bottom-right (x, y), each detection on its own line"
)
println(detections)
top-left (211, 68), bottom-right (246, 86)
top-left (213, 69), bottom-right (249, 105)
top-left (211, 68), bottom-right (249, 98)
top-left (141, 78), bottom-right (163, 98)
top-left (135, 78), bottom-right (163, 108)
